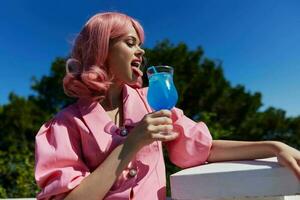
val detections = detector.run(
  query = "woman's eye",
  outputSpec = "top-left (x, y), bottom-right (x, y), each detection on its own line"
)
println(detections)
top-left (126, 41), bottom-right (135, 47)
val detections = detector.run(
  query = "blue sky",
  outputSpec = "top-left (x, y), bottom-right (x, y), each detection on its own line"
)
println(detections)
top-left (1, 0), bottom-right (300, 116)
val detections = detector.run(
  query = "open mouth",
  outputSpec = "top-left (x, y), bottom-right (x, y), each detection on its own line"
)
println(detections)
top-left (131, 61), bottom-right (140, 68)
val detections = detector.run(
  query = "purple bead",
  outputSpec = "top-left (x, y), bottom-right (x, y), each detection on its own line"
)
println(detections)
top-left (120, 127), bottom-right (128, 136)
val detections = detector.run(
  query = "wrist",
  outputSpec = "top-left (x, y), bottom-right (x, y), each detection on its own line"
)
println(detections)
top-left (266, 141), bottom-right (285, 155)
top-left (124, 135), bottom-right (141, 153)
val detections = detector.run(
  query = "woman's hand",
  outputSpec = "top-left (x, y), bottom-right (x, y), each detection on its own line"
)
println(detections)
top-left (126, 109), bottom-right (179, 150)
top-left (274, 142), bottom-right (300, 180)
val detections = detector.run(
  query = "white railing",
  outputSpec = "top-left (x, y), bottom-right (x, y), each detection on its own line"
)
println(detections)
top-left (170, 157), bottom-right (300, 200)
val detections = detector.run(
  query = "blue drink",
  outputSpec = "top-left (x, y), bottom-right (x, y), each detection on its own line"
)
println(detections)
top-left (147, 66), bottom-right (178, 111)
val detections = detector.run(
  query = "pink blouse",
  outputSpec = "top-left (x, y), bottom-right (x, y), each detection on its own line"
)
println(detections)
top-left (35, 84), bottom-right (212, 200)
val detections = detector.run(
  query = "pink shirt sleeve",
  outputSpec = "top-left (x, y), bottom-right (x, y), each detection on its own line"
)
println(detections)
top-left (165, 107), bottom-right (213, 168)
top-left (35, 113), bottom-right (90, 200)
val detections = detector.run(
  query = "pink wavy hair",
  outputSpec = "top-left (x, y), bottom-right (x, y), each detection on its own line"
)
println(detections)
top-left (63, 12), bottom-right (145, 101)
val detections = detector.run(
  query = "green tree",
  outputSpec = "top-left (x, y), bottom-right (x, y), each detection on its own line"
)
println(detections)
top-left (31, 57), bottom-right (76, 114)
top-left (0, 94), bottom-right (41, 197)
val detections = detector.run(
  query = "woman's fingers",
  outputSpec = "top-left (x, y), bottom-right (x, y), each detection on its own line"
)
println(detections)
top-left (151, 131), bottom-right (179, 142)
top-left (278, 152), bottom-right (300, 181)
top-left (149, 110), bottom-right (172, 118)
top-left (135, 110), bottom-right (177, 144)
top-left (288, 158), bottom-right (300, 180)
top-left (146, 110), bottom-right (173, 126)
top-left (149, 117), bottom-right (173, 126)
top-left (149, 124), bottom-right (173, 133)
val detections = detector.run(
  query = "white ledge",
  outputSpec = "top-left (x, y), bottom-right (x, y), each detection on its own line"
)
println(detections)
top-left (170, 157), bottom-right (300, 200)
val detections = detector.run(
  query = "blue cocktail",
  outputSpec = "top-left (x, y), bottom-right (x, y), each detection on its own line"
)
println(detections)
top-left (147, 66), bottom-right (178, 111)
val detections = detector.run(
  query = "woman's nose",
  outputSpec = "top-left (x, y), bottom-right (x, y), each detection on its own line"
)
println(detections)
top-left (135, 46), bottom-right (145, 57)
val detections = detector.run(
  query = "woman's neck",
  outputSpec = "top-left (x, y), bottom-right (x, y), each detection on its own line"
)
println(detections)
top-left (101, 83), bottom-right (123, 111)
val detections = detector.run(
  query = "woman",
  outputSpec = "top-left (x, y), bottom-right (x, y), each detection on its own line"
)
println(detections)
top-left (35, 12), bottom-right (300, 200)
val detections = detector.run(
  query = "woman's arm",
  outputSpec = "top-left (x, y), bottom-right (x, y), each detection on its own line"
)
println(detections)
top-left (207, 140), bottom-right (300, 180)
top-left (207, 140), bottom-right (278, 162)
top-left (64, 139), bottom-right (139, 200)
top-left (65, 110), bottom-right (178, 200)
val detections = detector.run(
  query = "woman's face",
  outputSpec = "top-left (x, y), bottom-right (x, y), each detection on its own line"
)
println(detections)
top-left (107, 25), bottom-right (145, 85)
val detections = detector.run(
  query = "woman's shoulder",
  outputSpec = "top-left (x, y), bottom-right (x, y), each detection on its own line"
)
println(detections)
top-left (43, 102), bottom-right (82, 128)
top-left (36, 102), bottom-right (83, 137)
top-left (55, 102), bottom-right (81, 121)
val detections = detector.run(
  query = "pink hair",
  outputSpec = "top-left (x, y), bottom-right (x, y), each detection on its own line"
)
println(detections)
top-left (63, 12), bottom-right (145, 101)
